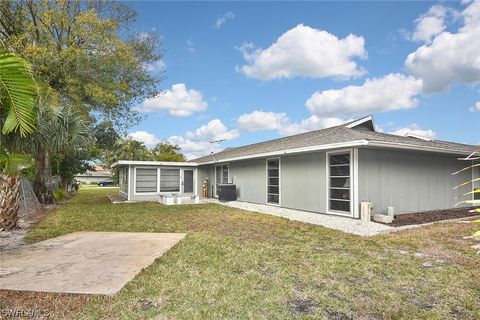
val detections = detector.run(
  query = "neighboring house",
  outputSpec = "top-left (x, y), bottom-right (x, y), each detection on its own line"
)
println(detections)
top-left (75, 165), bottom-right (112, 184)
top-left (112, 116), bottom-right (479, 218)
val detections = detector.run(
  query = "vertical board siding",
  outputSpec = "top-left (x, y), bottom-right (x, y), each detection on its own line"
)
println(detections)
top-left (229, 159), bottom-right (267, 203)
top-left (281, 152), bottom-right (327, 213)
top-left (197, 165), bottom-right (215, 197)
top-left (358, 148), bottom-right (472, 215)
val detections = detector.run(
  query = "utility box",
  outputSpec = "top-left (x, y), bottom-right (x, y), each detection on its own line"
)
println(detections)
top-left (218, 184), bottom-right (237, 202)
top-left (360, 201), bottom-right (372, 222)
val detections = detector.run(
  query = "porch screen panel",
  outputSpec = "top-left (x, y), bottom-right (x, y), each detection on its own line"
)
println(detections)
top-left (120, 167), bottom-right (128, 193)
top-left (161, 169), bottom-right (180, 192)
top-left (267, 159), bottom-right (280, 204)
top-left (328, 153), bottom-right (351, 213)
top-left (135, 168), bottom-right (157, 193)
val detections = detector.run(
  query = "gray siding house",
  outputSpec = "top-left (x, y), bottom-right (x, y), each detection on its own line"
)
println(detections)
top-left (112, 116), bottom-right (478, 218)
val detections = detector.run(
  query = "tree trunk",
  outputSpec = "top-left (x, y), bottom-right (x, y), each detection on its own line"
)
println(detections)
top-left (0, 172), bottom-right (20, 231)
top-left (34, 148), bottom-right (54, 204)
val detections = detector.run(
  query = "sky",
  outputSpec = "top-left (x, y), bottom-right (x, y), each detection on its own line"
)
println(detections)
top-left (126, 0), bottom-right (480, 159)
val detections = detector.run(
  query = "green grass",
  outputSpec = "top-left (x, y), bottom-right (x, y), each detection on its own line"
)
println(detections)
top-left (25, 187), bottom-right (480, 319)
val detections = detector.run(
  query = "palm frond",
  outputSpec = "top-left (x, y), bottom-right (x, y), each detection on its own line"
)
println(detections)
top-left (0, 49), bottom-right (37, 136)
top-left (0, 150), bottom-right (32, 176)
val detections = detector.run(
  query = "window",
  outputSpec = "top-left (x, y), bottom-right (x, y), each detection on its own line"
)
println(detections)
top-left (215, 164), bottom-right (229, 196)
top-left (160, 169), bottom-right (180, 192)
top-left (135, 168), bottom-right (157, 193)
top-left (328, 152), bottom-right (351, 213)
top-left (267, 159), bottom-right (280, 204)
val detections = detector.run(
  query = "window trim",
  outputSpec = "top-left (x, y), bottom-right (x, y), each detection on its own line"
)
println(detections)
top-left (133, 166), bottom-right (160, 195)
top-left (266, 157), bottom-right (281, 206)
top-left (214, 163), bottom-right (229, 197)
top-left (326, 149), bottom-right (356, 217)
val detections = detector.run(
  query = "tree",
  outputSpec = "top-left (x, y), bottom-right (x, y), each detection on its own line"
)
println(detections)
top-left (150, 141), bottom-right (186, 162)
top-left (0, 0), bottom-right (162, 129)
top-left (0, 48), bottom-right (37, 137)
top-left (52, 148), bottom-right (94, 190)
top-left (0, 151), bottom-right (32, 230)
top-left (6, 104), bottom-right (92, 203)
top-left (0, 49), bottom-right (37, 230)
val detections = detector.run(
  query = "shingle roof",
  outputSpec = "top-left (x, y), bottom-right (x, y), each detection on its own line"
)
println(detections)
top-left (192, 116), bottom-right (477, 164)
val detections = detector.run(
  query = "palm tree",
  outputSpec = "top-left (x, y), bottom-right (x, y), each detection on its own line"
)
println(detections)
top-left (115, 139), bottom-right (150, 161)
top-left (4, 104), bottom-right (92, 203)
top-left (453, 148), bottom-right (480, 240)
top-left (32, 105), bottom-right (91, 203)
top-left (0, 49), bottom-right (37, 137)
top-left (0, 151), bottom-right (31, 230)
top-left (0, 49), bottom-right (37, 230)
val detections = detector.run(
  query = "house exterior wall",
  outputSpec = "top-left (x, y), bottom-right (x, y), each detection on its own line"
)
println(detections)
top-left (197, 164), bottom-right (215, 197)
top-left (358, 148), bottom-right (473, 215)
top-left (198, 151), bottom-right (330, 214)
top-left (229, 159), bottom-right (267, 203)
top-left (280, 152), bottom-right (327, 213)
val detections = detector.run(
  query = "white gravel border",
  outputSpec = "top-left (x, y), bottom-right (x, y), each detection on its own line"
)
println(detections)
top-left (210, 200), bottom-right (393, 237)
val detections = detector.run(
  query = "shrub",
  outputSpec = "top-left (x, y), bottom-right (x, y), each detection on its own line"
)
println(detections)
top-left (53, 188), bottom-right (66, 201)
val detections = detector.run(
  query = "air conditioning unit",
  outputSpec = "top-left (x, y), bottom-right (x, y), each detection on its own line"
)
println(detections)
top-left (218, 184), bottom-right (237, 202)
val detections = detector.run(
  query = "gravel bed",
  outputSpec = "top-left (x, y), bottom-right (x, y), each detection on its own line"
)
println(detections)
top-left (216, 200), bottom-right (393, 237)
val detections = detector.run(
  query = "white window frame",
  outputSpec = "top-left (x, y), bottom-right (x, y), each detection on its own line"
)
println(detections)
top-left (133, 166), bottom-right (160, 195)
top-left (214, 163), bottom-right (229, 197)
top-left (326, 149), bottom-right (359, 218)
top-left (266, 157), bottom-right (281, 206)
top-left (160, 168), bottom-right (181, 194)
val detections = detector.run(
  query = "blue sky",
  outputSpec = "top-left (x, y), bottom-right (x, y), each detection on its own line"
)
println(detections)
top-left (126, 1), bottom-right (479, 159)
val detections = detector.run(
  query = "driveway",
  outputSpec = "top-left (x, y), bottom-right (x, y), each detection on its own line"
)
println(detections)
top-left (0, 232), bottom-right (186, 295)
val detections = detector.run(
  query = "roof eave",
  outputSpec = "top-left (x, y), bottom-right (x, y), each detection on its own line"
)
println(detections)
top-left (197, 140), bottom-right (370, 164)
top-left (111, 160), bottom-right (198, 168)
top-left (367, 141), bottom-right (475, 156)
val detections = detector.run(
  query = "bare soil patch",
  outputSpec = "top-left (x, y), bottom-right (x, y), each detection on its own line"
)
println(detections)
top-left (0, 290), bottom-right (94, 319)
top-left (0, 204), bottom-right (55, 251)
top-left (382, 208), bottom-right (479, 227)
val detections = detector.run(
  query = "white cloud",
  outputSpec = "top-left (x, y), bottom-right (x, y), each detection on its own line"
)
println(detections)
top-left (214, 11), bottom-right (234, 29)
top-left (237, 111), bottom-right (288, 132)
top-left (278, 115), bottom-right (347, 136)
top-left (305, 73), bottom-right (423, 117)
top-left (469, 101), bottom-right (480, 112)
top-left (168, 119), bottom-right (238, 160)
top-left (135, 83), bottom-right (208, 117)
top-left (167, 136), bottom-right (217, 160)
top-left (186, 119), bottom-right (239, 142)
top-left (145, 60), bottom-right (166, 72)
top-left (411, 5), bottom-right (447, 43)
top-left (127, 131), bottom-right (160, 147)
top-left (405, 0), bottom-right (480, 93)
top-left (237, 24), bottom-right (367, 80)
top-left (389, 124), bottom-right (436, 140)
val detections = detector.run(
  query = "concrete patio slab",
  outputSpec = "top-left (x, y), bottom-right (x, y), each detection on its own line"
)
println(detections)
top-left (0, 232), bottom-right (186, 295)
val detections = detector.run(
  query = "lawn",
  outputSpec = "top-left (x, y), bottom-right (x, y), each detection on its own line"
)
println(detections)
top-left (3, 187), bottom-right (480, 319)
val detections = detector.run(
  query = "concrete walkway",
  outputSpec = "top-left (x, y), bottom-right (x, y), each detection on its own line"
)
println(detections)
top-left (211, 200), bottom-right (393, 236)
top-left (0, 232), bottom-right (185, 295)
